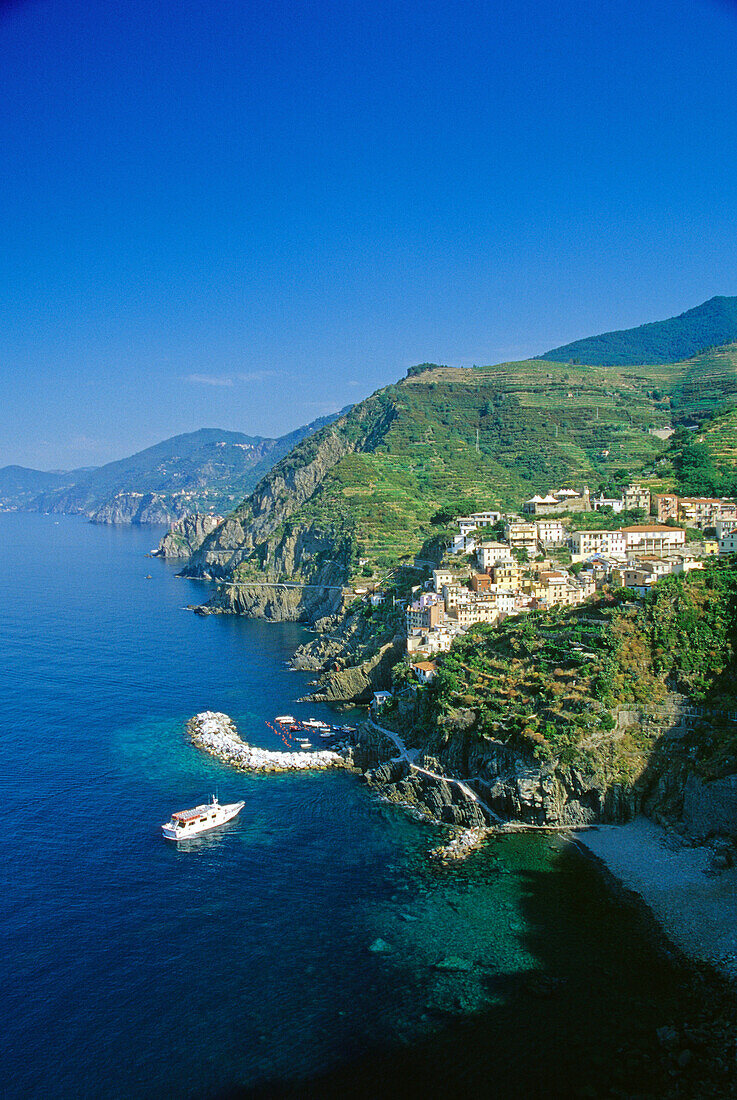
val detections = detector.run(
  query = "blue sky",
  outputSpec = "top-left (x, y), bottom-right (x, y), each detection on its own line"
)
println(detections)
top-left (1, 0), bottom-right (736, 468)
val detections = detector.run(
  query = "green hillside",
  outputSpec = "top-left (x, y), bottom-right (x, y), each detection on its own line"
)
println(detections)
top-left (701, 407), bottom-right (737, 469)
top-left (195, 341), bottom-right (737, 584)
top-left (425, 557), bottom-right (737, 781)
top-left (540, 295), bottom-right (737, 367)
top-left (276, 348), bottom-right (737, 570)
top-left (288, 360), bottom-right (671, 568)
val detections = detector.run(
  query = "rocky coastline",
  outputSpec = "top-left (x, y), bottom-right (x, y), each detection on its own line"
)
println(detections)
top-left (574, 819), bottom-right (737, 984)
top-left (153, 513), bottom-right (224, 559)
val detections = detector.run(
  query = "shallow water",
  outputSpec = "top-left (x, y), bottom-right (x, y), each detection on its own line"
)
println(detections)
top-left (0, 514), bottom-right (711, 1099)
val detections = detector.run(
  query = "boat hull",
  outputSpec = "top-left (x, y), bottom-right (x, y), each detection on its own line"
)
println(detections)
top-left (162, 800), bottom-right (245, 840)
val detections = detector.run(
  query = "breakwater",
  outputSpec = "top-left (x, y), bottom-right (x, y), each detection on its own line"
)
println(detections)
top-left (187, 710), bottom-right (348, 771)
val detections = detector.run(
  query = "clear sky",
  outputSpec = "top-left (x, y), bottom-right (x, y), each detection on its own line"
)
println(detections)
top-left (1, 0), bottom-right (736, 468)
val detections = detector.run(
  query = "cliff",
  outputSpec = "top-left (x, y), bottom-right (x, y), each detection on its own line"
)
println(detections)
top-left (361, 561), bottom-right (737, 835)
top-left (184, 398), bottom-right (394, 582)
top-left (289, 599), bottom-right (407, 700)
top-left (89, 492), bottom-right (191, 526)
top-left (153, 513), bottom-right (224, 559)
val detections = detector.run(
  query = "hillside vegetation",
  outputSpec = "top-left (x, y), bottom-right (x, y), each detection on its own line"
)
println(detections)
top-left (193, 341), bottom-right (737, 583)
top-left (540, 295), bottom-right (737, 367)
top-left (423, 558), bottom-right (737, 784)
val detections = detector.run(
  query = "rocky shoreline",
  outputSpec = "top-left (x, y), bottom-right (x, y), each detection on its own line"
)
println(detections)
top-left (574, 819), bottom-right (737, 985)
top-left (187, 711), bottom-right (349, 772)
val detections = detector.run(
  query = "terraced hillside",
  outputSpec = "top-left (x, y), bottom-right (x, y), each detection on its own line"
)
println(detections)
top-left (702, 407), bottom-right (737, 468)
top-left (385, 557), bottom-right (737, 827)
top-left (187, 343), bottom-right (737, 602)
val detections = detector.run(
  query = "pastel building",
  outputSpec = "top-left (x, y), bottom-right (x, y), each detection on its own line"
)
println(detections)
top-left (621, 525), bottom-right (686, 554)
top-left (568, 529), bottom-right (627, 558)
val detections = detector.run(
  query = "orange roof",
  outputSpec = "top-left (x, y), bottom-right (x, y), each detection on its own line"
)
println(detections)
top-left (620, 524), bottom-right (685, 532)
top-left (413, 661), bottom-right (438, 671)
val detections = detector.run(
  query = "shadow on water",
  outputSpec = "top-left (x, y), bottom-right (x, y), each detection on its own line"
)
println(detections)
top-left (214, 842), bottom-right (736, 1100)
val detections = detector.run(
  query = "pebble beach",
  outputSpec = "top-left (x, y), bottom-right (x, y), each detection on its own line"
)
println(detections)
top-left (574, 818), bottom-right (737, 983)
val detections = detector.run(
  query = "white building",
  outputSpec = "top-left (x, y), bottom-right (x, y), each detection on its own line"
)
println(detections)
top-left (443, 583), bottom-right (471, 609)
top-left (452, 602), bottom-right (500, 628)
top-left (505, 522), bottom-right (538, 552)
top-left (492, 589), bottom-right (518, 614)
top-left (670, 557), bottom-right (704, 575)
top-left (574, 574), bottom-right (597, 599)
top-left (476, 541), bottom-right (514, 570)
top-left (412, 661), bottom-right (438, 685)
top-left (568, 529), bottom-right (627, 558)
top-left (432, 569), bottom-right (455, 592)
top-left (371, 691), bottom-right (393, 714)
top-left (621, 525), bottom-right (686, 554)
top-left (457, 511), bottom-right (501, 533)
top-left (451, 533), bottom-right (479, 555)
top-left (535, 518), bottom-right (566, 546)
top-left (592, 493), bottom-right (624, 513)
top-left (624, 485), bottom-right (651, 513)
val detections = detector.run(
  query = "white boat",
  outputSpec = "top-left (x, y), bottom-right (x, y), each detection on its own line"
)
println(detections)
top-left (275, 715), bottom-right (296, 724)
top-left (161, 795), bottom-right (244, 840)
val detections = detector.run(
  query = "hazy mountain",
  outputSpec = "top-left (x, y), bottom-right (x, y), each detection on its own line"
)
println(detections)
top-left (0, 413), bottom-right (348, 524)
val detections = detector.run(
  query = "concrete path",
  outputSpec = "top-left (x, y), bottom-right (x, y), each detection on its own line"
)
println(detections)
top-left (368, 720), bottom-right (503, 824)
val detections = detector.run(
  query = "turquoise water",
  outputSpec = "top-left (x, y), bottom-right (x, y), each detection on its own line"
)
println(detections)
top-left (1, 514), bottom-right (706, 1099)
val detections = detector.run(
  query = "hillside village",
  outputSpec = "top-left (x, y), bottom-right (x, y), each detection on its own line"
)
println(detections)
top-left (365, 483), bottom-right (737, 699)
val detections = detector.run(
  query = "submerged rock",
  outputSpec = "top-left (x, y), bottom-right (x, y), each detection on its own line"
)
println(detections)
top-left (368, 938), bottom-right (393, 954)
top-left (434, 956), bottom-right (474, 972)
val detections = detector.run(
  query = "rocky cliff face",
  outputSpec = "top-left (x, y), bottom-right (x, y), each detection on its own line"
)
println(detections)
top-left (184, 398), bottom-right (397, 586)
top-left (199, 578), bottom-right (345, 623)
top-left (358, 690), bottom-right (737, 832)
top-left (154, 513), bottom-right (224, 559)
top-left (359, 721), bottom-right (635, 828)
top-left (184, 426), bottom-right (358, 580)
top-left (288, 602), bottom-right (406, 701)
top-left (308, 637), bottom-right (406, 703)
top-left (89, 492), bottom-right (190, 526)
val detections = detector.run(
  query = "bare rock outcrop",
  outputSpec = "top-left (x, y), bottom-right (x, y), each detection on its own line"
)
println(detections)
top-left (154, 513), bottom-right (224, 559)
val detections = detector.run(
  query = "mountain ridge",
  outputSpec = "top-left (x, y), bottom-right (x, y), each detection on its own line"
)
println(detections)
top-left (184, 337), bottom-right (737, 618)
top-left (539, 295), bottom-right (737, 366)
top-left (0, 414), bottom-right (349, 524)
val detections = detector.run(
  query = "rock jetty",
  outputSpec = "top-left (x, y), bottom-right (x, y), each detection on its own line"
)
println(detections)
top-left (187, 711), bottom-right (347, 772)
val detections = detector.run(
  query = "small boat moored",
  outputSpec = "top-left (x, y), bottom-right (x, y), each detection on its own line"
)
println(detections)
top-left (162, 795), bottom-right (245, 840)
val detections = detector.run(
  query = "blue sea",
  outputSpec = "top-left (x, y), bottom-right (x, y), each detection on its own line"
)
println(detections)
top-left (1, 513), bottom-right (705, 1099)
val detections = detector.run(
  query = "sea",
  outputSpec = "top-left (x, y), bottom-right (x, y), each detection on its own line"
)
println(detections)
top-left (1, 513), bottom-right (709, 1099)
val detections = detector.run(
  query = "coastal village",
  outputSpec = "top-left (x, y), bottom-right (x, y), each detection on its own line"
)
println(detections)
top-left (362, 484), bottom-right (737, 701)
